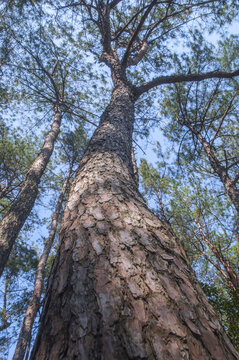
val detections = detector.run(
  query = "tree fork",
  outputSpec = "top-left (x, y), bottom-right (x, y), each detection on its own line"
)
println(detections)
top-left (30, 85), bottom-right (239, 360)
top-left (0, 104), bottom-right (62, 277)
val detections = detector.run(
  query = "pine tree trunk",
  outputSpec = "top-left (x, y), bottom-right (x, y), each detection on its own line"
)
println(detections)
top-left (30, 86), bottom-right (239, 360)
top-left (13, 164), bottom-right (72, 360)
top-left (0, 104), bottom-right (62, 277)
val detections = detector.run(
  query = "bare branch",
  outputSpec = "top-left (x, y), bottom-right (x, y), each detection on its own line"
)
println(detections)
top-left (200, 80), bottom-right (221, 128)
top-left (127, 41), bottom-right (148, 66)
top-left (122, 0), bottom-right (158, 67)
top-left (136, 69), bottom-right (239, 97)
top-left (210, 93), bottom-right (237, 145)
top-left (227, 159), bottom-right (239, 171)
top-left (109, 0), bottom-right (123, 9)
top-left (62, 107), bottom-right (98, 127)
top-left (232, 173), bottom-right (239, 185)
top-left (112, 6), bottom-right (148, 41)
top-left (50, 59), bottom-right (58, 77)
top-left (57, 2), bottom-right (81, 10)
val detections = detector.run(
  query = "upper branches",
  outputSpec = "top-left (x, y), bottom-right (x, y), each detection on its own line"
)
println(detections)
top-left (56, 0), bottom-right (239, 95)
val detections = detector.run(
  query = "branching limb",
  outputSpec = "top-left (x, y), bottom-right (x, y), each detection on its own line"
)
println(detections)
top-left (136, 69), bottom-right (239, 97)
top-left (210, 92), bottom-right (237, 145)
top-left (109, 0), bottom-right (123, 10)
top-left (121, 0), bottom-right (158, 67)
top-left (127, 41), bottom-right (148, 66)
top-left (112, 6), bottom-right (148, 41)
top-left (200, 80), bottom-right (221, 130)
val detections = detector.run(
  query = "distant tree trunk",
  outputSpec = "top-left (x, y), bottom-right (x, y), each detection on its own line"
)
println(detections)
top-left (30, 85), bottom-right (239, 360)
top-left (0, 273), bottom-right (11, 331)
top-left (0, 104), bottom-right (62, 277)
top-left (12, 163), bottom-right (72, 360)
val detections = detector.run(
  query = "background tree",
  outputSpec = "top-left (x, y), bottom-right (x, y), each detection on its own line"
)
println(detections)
top-left (0, 12), bottom-right (94, 276)
top-left (139, 144), bottom-right (239, 347)
top-left (0, 237), bottom-right (38, 358)
top-left (0, 124), bottom-right (88, 358)
top-left (13, 124), bottom-right (88, 360)
top-left (0, 2), bottom-right (93, 354)
top-left (159, 32), bottom-right (239, 214)
top-left (0, 121), bottom-right (37, 218)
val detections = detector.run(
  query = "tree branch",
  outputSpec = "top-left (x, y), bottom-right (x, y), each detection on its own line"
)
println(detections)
top-left (109, 0), bottom-right (122, 9)
top-left (121, 0), bottom-right (158, 67)
top-left (210, 92), bottom-right (237, 145)
top-left (136, 69), bottom-right (239, 97)
top-left (127, 41), bottom-right (148, 66)
top-left (200, 80), bottom-right (220, 130)
top-left (232, 173), bottom-right (239, 185)
top-left (112, 6), bottom-right (148, 41)
top-left (57, 2), bottom-right (81, 10)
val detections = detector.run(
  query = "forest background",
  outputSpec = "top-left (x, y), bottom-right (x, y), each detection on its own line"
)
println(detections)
top-left (0, 0), bottom-right (239, 359)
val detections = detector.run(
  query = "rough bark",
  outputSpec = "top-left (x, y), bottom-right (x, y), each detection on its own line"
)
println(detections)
top-left (30, 85), bottom-right (238, 360)
top-left (13, 164), bottom-right (72, 360)
top-left (0, 104), bottom-right (62, 277)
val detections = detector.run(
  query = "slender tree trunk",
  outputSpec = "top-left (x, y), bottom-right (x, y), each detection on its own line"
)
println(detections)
top-left (0, 104), bottom-right (62, 277)
top-left (30, 85), bottom-right (239, 360)
top-left (0, 274), bottom-right (10, 331)
top-left (13, 164), bottom-right (72, 360)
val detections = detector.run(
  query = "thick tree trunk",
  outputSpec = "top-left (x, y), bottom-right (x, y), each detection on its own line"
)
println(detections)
top-left (31, 86), bottom-right (238, 360)
top-left (13, 164), bottom-right (72, 360)
top-left (0, 104), bottom-right (62, 277)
